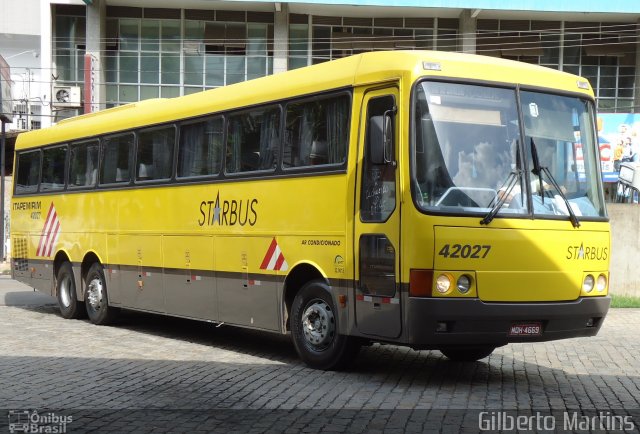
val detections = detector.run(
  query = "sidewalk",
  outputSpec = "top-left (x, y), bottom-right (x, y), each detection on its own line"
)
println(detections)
top-left (0, 274), bottom-right (56, 306)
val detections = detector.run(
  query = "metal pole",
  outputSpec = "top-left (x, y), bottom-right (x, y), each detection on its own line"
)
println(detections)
top-left (0, 120), bottom-right (5, 260)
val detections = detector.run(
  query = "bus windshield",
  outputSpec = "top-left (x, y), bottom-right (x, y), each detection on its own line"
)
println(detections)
top-left (412, 81), bottom-right (606, 219)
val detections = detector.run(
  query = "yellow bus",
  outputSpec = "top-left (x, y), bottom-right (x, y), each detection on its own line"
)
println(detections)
top-left (11, 51), bottom-right (610, 369)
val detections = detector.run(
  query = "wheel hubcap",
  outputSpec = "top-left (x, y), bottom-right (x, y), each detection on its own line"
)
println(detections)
top-left (59, 276), bottom-right (71, 308)
top-left (87, 277), bottom-right (103, 310)
top-left (301, 300), bottom-right (335, 350)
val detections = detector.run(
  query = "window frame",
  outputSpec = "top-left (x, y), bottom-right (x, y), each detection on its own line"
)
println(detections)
top-left (68, 138), bottom-right (100, 191)
top-left (281, 90), bottom-right (352, 173)
top-left (14, 149), bottom-right (42, 196)
top-left (176, 115), bottom-right (226, 181)
top-left (134, 123), bottom-right (178, 184)
top-left (224, 104), bottom-right (283, 177)
top-left (40, 144), bottom-right (69, 192)
top-left (99, 131), bottom-right (136, 187)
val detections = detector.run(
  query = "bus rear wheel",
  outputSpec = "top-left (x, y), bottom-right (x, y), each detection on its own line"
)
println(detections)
top-left (56, 262), bottom-right (85, 319)
top-left (440, 346), bottom-right (496, 362)
top-left (84, 263), bottom-right (118, 325)
top-left (291, 280), bottom-right (360, 370)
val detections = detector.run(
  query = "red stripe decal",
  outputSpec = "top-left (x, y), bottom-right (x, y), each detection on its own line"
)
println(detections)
top-left (37, 203), bottom-right (55, 256)
top-left (274, 253), bottom-right (285, 271)
top-left (260, 238), bottom-right (278, 270)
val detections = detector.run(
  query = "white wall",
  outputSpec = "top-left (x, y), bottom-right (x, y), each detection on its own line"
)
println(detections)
top-left (0, 0), bottom-right (41, 36)
top-left (608, 203), bottom-right (640, 297)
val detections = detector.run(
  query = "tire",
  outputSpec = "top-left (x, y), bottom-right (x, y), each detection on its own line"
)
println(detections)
top-left (84, 263), bottom-right (119, 325)
top-left (56, 262), bottom-right (85, 319)
top-left (291, 280), bottom-right (360, 370)
top-left (440, 346), bottom-right (495, 362)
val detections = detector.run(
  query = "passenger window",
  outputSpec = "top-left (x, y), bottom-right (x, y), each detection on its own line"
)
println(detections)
top-left (137, 126), bottom-right (175, 181)
top-left (41, 146), bottom-right (67, 191)
top-left (69, 140), bottom-right (99, 188)
top-left (226, 106), bottom-right (280, 174)
top-left (101, 133), bottom-right (134, 185)
top-left (177, 117), bottom-right (224, 178)
top-left (284, 94), bottom-right (349, 168)
top-left (15, 150), bottom-right (41, 195)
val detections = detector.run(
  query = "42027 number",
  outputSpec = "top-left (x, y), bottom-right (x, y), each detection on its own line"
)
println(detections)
top-left (438, 244), bottom-right (491, 259)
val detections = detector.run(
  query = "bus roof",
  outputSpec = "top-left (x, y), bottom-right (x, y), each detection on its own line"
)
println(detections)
top-left (16, 50), bottom-right (593, 150)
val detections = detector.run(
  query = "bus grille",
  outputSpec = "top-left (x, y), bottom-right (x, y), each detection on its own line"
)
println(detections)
top-left (13, 237), bottom-right (28, 271)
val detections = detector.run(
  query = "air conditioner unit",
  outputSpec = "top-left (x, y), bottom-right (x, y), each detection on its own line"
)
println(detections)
top-left (52, 85), bottom-right (82, 108)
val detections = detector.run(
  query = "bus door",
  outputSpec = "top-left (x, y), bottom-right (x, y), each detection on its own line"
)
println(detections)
top-left (354, 88), bottom-right (401, 339)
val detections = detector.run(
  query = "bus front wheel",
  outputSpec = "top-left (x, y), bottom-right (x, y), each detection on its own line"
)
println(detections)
top-left (56, 262), bottom-right (84, 319)
top-left (84, 263), bottom-right (118, 325)
top-left (291, 280), bottom-right (360, 370)
top-left (440, 346), bottom-right (496, 362)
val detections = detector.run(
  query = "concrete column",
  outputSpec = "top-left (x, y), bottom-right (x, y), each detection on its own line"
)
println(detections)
top-left (40, 0), bottom-right (52, 127)
top-left (86, 0), bottom-right (106, 112)
top-left (272, 3), bottom-right (289, 74)
top-left (634, 18), bottom-right (640, 113)
top-left (459, 9), bottom-right (478, 54)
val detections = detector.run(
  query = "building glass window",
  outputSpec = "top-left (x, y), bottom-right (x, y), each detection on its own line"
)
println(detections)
top-left (289, 23), bottom-right (309, 70)
top-left (563, 22), bottom-right (637, 113)
top-left (309, 16), bottom-right (436, 66)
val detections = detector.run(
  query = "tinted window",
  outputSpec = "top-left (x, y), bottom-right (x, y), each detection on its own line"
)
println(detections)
top-left (284, 94), bottom-right (349, 168)
top-left (137, 126), bottom-right (175, 181)
top-left (178, 117), bottom-right (224, 178)
top-left (69, 140), bottom-right (99, 188)
top-left (101, 133), bottom-right (134, 184)
top-left (15, 151), bottom-right (41, 195)
top-left (226, 106), bottom-right (280, 174)
top-left (41, 146), bottom-right (68, 191)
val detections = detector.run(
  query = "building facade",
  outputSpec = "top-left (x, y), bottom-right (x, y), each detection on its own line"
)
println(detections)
top-left (1, 0), bottom-right (639, 129)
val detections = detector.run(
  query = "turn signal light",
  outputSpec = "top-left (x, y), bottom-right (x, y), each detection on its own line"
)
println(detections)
top-left (596, 274), bottom-right (607, 292)
top-left (410, 269), bottom-right (433, 297)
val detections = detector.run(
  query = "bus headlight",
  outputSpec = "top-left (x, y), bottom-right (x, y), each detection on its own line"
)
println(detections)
top-left (456, 275), bottom-right (472, 294)
top-left (582, 274), bottom-right (595, 293)
top-left (435, 274), bottom-right (453, 293)
top-left (596, 274), bottom-right (607, 292)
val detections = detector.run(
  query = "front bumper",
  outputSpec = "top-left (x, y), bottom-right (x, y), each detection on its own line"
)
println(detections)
top-left (405, 296), bottom-right (610, 349)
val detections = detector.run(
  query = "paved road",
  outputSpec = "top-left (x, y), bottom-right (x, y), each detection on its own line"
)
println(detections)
top-left (0, 276), bottom-right (639, 433)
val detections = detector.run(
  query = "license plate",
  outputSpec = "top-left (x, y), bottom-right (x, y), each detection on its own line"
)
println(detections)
top-left (509, 322), bottom-right (542, 336)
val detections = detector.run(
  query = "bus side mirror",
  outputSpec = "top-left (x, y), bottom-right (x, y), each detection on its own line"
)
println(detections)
top-left (369, 113), bottom-right (394, 165)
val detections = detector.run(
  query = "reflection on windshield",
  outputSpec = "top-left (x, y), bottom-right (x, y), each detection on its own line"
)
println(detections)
top-left (412, 81), bottom-right (606, 220)
top-left (521, 91), bottom-right (605, 218)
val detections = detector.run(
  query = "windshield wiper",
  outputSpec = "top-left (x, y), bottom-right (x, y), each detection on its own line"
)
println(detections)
top-left (480, 169), bottom-right (521, 226)
top-left (530, 137), bottom-right (580, 228)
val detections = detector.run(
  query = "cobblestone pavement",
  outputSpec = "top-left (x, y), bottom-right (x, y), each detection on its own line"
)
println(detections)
top-left (0, 278), bottom-right (639, 433)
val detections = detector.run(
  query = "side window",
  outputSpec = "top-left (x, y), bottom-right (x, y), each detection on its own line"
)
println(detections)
top-left (15, 150), bottom-right (41, 195)
top-left (360, 95), bottom-right (396, 222)
top-left (101, 133), bottom-right (134, 185)
top-left (137, 126), bottom-right (175, 181)
top-left (226, 106), bottom-right (280, 174)
top-left (177, 117), bottom-right (224, 178)
top-left (41, 146), bottom-right (67, 191)
top-left (69, 140), bottom-right (99, 188)
top-left (283, 94), bottom-right (350, 168)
